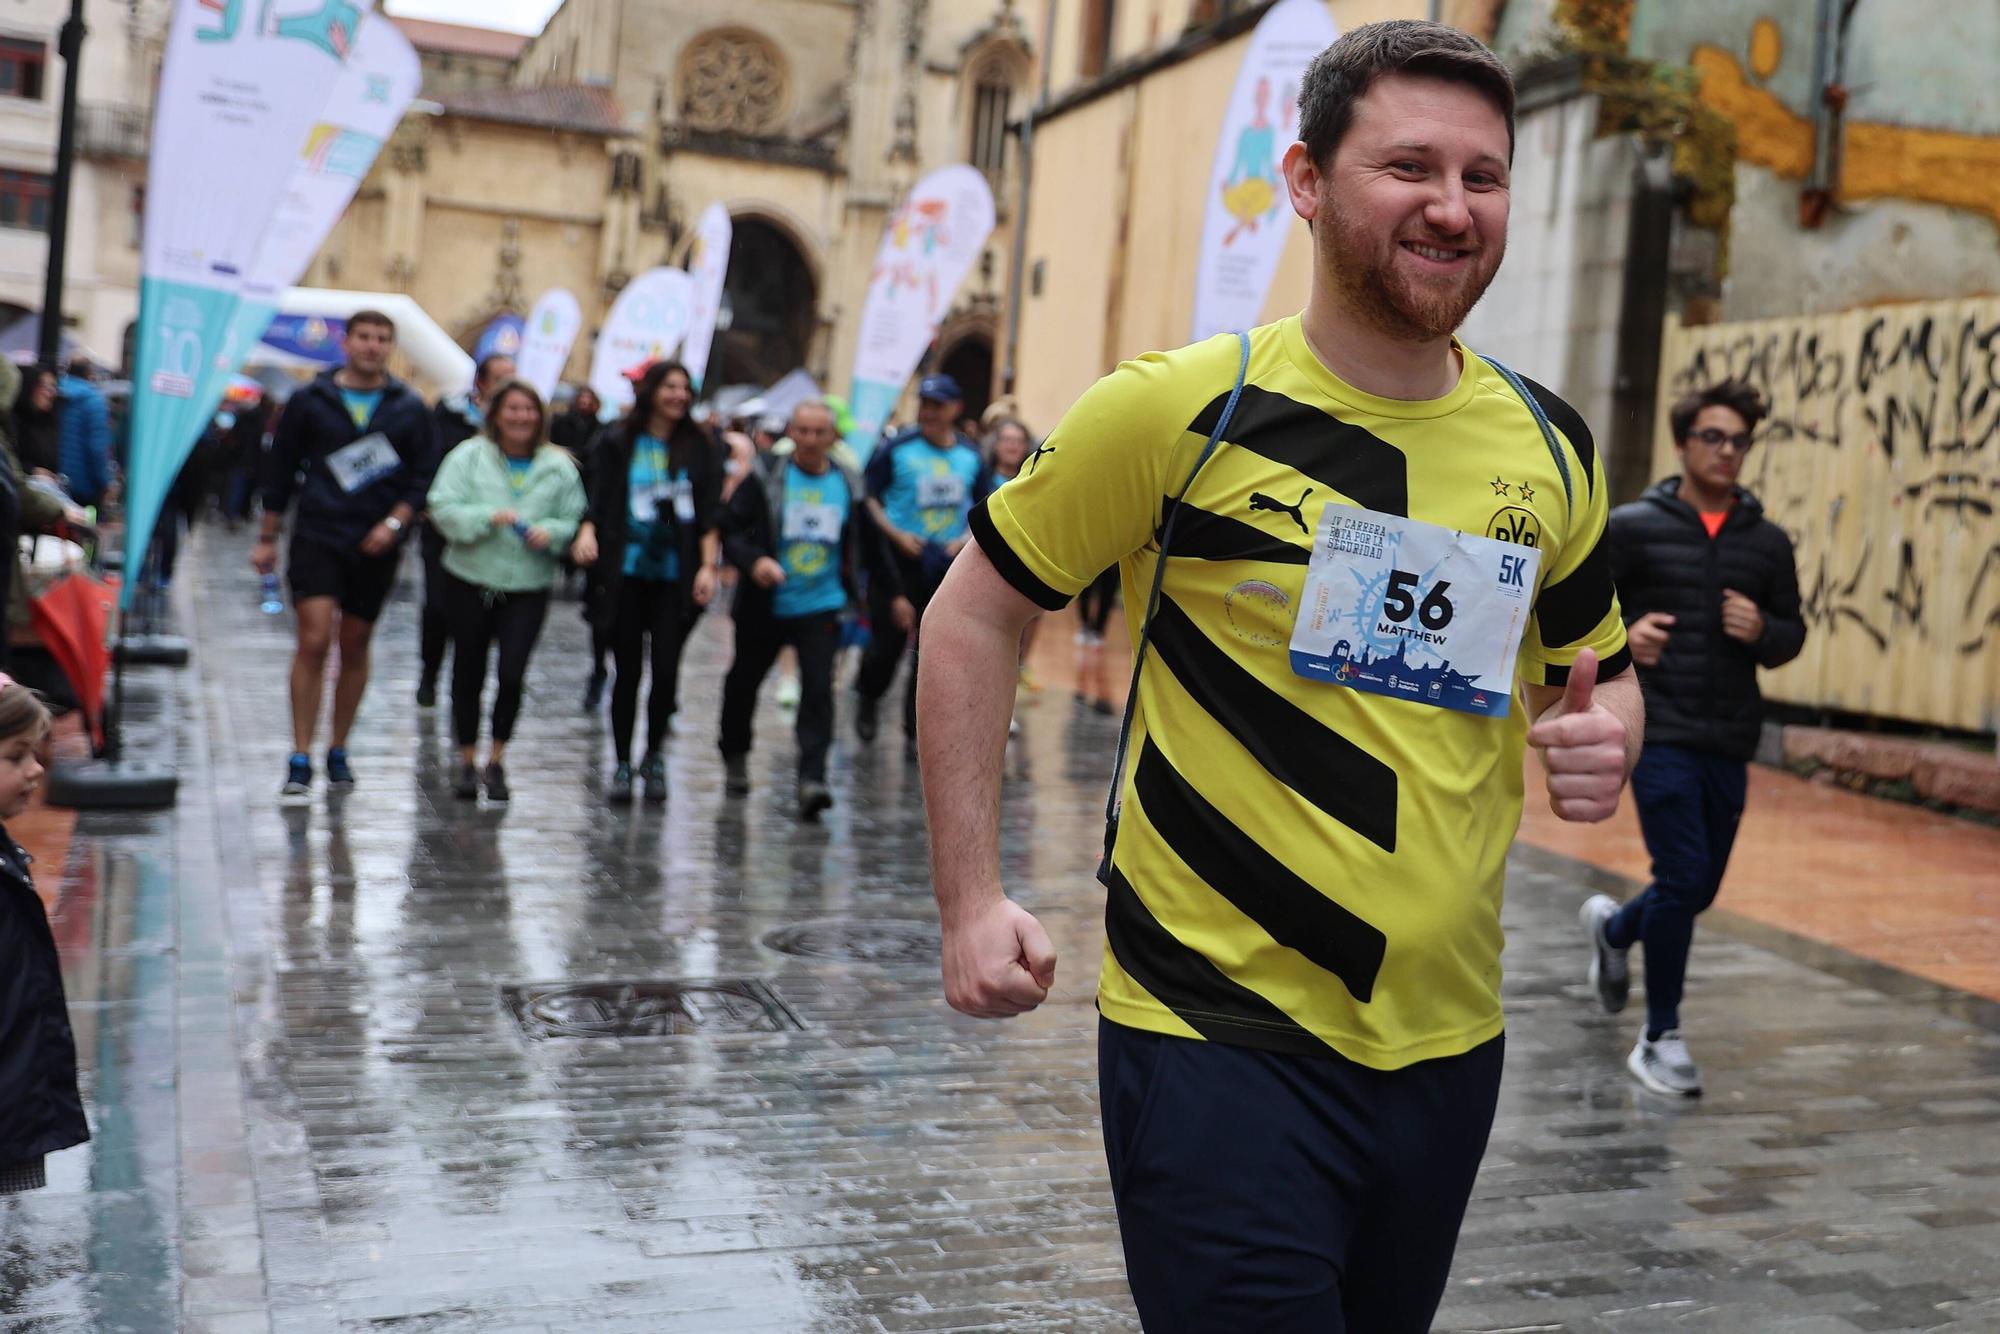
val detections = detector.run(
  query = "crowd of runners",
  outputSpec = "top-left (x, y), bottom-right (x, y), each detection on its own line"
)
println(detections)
top-left (250, 322), bottom-right (1095, 822)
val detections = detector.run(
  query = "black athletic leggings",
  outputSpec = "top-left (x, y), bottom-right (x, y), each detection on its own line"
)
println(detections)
top-left (442, 571), bottom-right (550, 749)
top-left (609, 576), bottom-right (687, 763)
top-left (1078, 567), bottom-right (1119, 635)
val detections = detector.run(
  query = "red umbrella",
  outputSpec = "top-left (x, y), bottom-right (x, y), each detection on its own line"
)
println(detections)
top-left (26, 563), bottom-right (113, 751)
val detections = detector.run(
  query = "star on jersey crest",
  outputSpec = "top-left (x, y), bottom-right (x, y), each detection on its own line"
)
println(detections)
top-left (1490, 477), bottom-right (1510, 496)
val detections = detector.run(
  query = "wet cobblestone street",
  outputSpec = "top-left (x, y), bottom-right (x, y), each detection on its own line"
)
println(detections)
top-left (5, 531), bottom-right (2000, 1332)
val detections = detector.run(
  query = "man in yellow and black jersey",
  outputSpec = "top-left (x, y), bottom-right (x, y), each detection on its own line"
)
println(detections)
top-left (919, 20), bottom-right (1644, 1333)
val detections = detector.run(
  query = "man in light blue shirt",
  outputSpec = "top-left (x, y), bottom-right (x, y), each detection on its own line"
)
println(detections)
top-left (855, 374), bottom-right (991, 754)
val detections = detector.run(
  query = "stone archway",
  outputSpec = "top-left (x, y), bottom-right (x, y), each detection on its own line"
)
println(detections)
top-left (935, 334), bottom-right (994, 426)
top-left (712, 216), bottom-right (817, 391)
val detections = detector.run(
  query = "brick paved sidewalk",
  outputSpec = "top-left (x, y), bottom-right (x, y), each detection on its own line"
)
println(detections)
top-left (3, 531), bottom-right (1997, 1332)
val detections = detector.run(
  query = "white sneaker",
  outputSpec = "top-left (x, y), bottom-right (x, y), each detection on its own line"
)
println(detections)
top-left (1579, 894), bottom-right (1630, 1013)
top-left (775, 675), bottom-right (801, 712)
top-left (1628, 1030), bottom-right (1702, 1097)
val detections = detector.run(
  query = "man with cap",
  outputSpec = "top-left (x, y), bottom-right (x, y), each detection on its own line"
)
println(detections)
top-left (856, 373), bottom-right (991, 753)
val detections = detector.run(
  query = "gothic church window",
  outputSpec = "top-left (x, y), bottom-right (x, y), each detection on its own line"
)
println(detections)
top-left (679, 29), bottom-right (787, 135)
top-left (968, 55), bottom-right (1013, 180)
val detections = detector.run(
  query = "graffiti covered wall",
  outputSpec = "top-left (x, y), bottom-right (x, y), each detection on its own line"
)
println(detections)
top-left (1655, 300), bottom-right (2000, 732)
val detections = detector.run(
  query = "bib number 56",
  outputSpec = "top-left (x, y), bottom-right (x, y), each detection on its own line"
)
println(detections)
top-left (1383, 570), bottom-right (1455, 630)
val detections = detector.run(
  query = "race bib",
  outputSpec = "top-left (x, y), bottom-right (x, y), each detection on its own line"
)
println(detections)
top-left (782, 501), bottom-right (843, 544)
top-left (1290, 504), bottom-right (1541, 718)
top-left (631, 477), bottom-right (693, 525)
top-left (915, 474), bottom-right (967, 511)
top-left (323, 433), bottom-right (401, 493)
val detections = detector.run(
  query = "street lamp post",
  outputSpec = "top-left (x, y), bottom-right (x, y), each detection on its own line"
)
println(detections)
top-left (38, 0), bottom-right (86, 370)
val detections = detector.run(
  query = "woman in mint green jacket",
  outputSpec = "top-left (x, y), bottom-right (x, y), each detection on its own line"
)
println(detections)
top-left (426, 380), bottom-right (588, 802)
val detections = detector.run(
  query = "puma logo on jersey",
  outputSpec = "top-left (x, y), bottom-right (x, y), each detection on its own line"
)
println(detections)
top-left (1023, 441), bottom-right (1057, 475)
top-left (1249, 487), bottom-right (1313, 534)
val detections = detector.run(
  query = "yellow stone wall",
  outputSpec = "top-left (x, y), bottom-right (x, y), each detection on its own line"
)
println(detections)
top-left (1012, 0), bottom-right (1438, 434)
top-left (311, 118), bottom-right (618, 386)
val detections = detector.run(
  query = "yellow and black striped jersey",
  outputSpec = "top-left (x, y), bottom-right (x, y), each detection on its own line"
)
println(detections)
top-left (970, 316), bottom-right (1629, 1070)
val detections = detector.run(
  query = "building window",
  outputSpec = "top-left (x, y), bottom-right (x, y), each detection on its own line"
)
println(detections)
top-left (1080, 0), bottom-right (1116, 79)
top-left (0, 37), bottom-right (46, 101)
top-left (0, 170), bottom-right (51, 230)
top-left (968, 58), bottom-right (1012, 179)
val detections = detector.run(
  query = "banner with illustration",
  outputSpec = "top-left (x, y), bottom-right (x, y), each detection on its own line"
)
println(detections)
top-left (515, 289), bottom-right (582, 399)
top-left (588, 267), bottom-right (695, 411)
top-left (473, 314), bottom-right (526, 364)
top-left (1190, 0), bottom-right (1337, 342)
top-left (126, 0), bottom-right (381, 606)
top-left (258, 313), bottom-right (346, 365)
top-left (847, 165), bottom-right (996, 450)
top-left (680, 203), bottom-right (733, 391)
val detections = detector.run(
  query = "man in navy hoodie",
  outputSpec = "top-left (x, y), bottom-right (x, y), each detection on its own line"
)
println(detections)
top-left (252, 311), bottom-right (440, 799)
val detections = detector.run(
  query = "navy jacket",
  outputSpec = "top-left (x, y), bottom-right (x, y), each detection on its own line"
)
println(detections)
top-left (261, 371), bottom-right (440, 551)
top-left (0, 831), bottom-right (87, 1168)
top-left (721, 452), bottom-right (896, 626)
top-left (1608, 478), bottom-right (1806, 760)
top-left (583, 418), bottom-right (725, 627)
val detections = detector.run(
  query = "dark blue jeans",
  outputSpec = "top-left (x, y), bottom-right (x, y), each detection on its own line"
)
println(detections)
top-left (1606, 743), bottom-right (1749, 1037)
top-left (1100, 1019), bottom-right (1503, 1333)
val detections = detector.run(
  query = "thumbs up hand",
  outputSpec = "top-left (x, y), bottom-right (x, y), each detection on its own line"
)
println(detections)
top-left (1526, 648), bottom-right (1629, 823)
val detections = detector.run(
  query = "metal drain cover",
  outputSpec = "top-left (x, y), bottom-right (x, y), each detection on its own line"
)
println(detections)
top-left (502, 979), bottom-right (802, 1039)
top-left (762, 918), bottom-right (939, 964)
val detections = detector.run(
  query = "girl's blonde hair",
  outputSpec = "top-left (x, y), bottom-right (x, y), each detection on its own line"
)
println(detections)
top-left (0, 682), bottom-right (53, 746)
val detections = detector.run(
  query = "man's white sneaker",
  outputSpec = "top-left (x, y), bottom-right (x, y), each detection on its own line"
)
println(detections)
top-left (1579, 893), bottom-right (1630, 1013)
top-left (1628, 1030), bottom-right (1702, 1097)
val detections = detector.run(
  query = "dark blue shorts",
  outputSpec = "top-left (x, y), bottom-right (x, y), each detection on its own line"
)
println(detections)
top-left (1100, 1018), bottom-right (1504, 1333)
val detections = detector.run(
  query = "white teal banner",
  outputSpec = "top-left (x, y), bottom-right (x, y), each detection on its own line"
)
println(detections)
top-left (847, 165), bottom-right (995, 450)
top-left (127, 0), bottom-right (374, 605)
top-left (680, 203), bottom-right (733, 392)
top-left (218, 11), bottom-right (417, 432)
top-left (588, 267), bottom-right (695, 412)
top-left (1190, 0), bottom-right (1337, 342)
top-left (515, 288), bottom-right (583, 399)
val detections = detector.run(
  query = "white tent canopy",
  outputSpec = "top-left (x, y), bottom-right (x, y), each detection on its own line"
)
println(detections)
top-left (272, 288), bottom-right (474, 394)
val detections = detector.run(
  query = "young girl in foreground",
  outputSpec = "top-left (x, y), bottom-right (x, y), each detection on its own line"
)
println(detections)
top-left (0, 680), bottom-right (87, 1193)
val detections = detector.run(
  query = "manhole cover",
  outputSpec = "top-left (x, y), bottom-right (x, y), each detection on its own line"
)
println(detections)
top-left (502, 979), bottom-right (803, 1039)
top-left (762, 918), bottom-right (939, 964)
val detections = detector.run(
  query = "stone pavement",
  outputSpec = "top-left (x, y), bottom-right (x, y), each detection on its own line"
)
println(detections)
top-left (3, 528), bottom-right (1998, 1332)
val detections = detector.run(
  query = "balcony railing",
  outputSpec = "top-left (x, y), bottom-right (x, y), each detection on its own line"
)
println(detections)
top-left (77, 102), bottom-right (149, 160)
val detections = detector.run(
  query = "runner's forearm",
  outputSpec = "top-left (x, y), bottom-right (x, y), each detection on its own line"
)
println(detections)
top-left (919, 548), bottom-right (1038, 927)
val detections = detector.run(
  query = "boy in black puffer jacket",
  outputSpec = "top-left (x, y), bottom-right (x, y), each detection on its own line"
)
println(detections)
top-left (1580, 379), bottom-right (1805, 1099)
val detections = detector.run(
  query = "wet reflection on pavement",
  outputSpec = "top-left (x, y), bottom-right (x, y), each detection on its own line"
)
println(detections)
top-left (3, 533), bottom-right (1997, 1331)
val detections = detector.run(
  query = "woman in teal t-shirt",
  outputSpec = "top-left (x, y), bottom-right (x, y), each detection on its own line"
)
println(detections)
top-left (426, 380), bottom-right (587, 802)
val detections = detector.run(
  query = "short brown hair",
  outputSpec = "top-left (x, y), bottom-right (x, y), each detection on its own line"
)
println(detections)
top-left (1297, 20), bottom-right (1516, 167)
top-left (346, 308), bottom-right (397, 338)
top-left (480, 379), bottom-right (549, 448)
top-left (1670, 379), bottom-right (1768, 442)
top-left (0, 682), bottom-right (53, 747)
